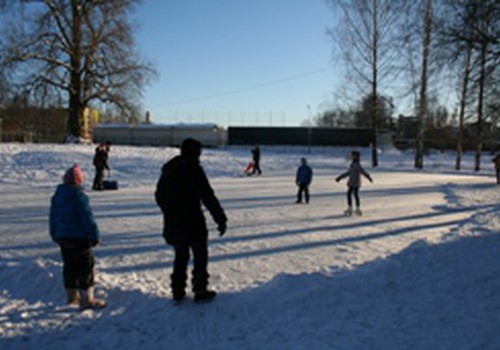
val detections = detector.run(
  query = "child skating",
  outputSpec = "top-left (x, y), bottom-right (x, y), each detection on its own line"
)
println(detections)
top-left (295, 157), bottom-right (313, 204)
top-left (49, 164), bottom-right (106, 310)
top-left (336, 151), bottom-right (373, 216)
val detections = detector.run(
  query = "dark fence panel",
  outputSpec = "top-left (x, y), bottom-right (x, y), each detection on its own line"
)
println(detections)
top-left (228, 127), bottom-right (373, 146)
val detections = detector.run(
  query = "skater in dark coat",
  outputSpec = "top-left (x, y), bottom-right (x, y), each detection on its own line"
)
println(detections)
top-left (49, 164), bottom-right (106, 309)
top-left (251, 145), bottom-right (262, 175)
top-left (492, 152), bottom-right (500, 185)
top-left (295, 157), bottom-right (313, 204)
top-left (336, 151), bottom-right (373, 215)
top-left (155, 138), bottom-right (227, 303)
top-left (92, 141), bottom-right (111, 190)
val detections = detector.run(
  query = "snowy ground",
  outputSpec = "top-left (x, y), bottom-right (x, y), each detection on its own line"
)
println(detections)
top-left (0, 143), bottom-right (499, 349)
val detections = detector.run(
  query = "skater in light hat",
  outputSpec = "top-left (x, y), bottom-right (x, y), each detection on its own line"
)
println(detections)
top-left (336, 151), bottom-right (373, 216)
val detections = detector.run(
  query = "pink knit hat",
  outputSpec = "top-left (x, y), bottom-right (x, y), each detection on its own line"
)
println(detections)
top-left (63, 164), bottom-right (84, 185)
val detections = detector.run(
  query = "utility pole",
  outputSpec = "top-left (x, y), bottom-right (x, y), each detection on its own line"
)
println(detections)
top-left (307, 105), bottom-right (312, 153)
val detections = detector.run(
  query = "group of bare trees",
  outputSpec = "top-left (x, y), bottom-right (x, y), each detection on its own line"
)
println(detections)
top-left (328, 0), bottom-right (500, 170)
top-left (314, 93), bottom-right (394, 130)
top-left (437, 1), bottom-right (500, 170)
top-left (327, 0), bottom-right (406, 167)
top-left (0, 0), bottom-right (156, 139)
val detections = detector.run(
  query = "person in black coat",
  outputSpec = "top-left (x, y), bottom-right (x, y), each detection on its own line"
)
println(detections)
top-left (493, 152), bottom-right (500, 185)
top-left (92, 141), bottom-right (111, 190)
top-left (251, 145), bottom-right (262, 175)
top-left (155, 138), bottom-right (227, 303)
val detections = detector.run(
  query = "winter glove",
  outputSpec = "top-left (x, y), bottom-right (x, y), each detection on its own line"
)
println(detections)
top-left (91, 239), bottom-right (100, 247)
top-left (335, 177), bottom-right (341, 182)
top-left (218, 221), bottom-right (227, 237)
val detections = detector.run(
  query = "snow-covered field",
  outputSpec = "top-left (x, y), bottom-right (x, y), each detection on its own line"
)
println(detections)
top-left (0, 143), bottom-right (499, 349)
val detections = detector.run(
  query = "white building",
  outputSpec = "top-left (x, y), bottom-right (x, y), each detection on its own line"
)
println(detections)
top-left (93, 123), bottom-right (227, 147)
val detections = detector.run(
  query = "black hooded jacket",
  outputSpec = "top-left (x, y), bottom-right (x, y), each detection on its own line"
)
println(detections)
top-left (155, 155), bottom-right (227, 245)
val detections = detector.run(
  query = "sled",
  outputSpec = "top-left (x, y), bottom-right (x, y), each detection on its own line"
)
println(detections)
top-left (102, 179), bottom-right (119, 190)
top-left (243, 161), bottom-right (255, 176)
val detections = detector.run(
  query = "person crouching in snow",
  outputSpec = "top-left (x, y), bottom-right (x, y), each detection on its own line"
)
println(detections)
top-left (49, 164), bottom-right (106, 309)
top-left (336, 151), bottom-right (373, 216)
top-left (295, 157), bottom-right (313, 204)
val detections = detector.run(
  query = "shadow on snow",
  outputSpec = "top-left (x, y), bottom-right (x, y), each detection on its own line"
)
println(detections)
top-left (2, 233), bottom-right (499, 349)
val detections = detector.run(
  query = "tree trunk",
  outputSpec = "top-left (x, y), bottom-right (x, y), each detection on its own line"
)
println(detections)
top-left (415, 0), bottom-right (433, 169)
top-left (68, 1), bottom-right (83, 138)
top-left (455, 43), bottom-right (472, 171)
top-left (371, 0), bottom-right (379, 168)
top-left (475, 42), bottom-right (487, 172)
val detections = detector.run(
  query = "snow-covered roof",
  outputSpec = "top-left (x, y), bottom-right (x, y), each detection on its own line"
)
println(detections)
top-left (94, 123), bottom-right (223, 129)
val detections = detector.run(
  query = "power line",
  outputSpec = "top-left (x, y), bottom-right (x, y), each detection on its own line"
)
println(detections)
top-left (162, 66), bottom-right (332, 106)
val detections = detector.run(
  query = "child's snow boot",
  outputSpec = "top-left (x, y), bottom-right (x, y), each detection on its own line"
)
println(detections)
top-left (355, 207), bottom-right (362, 216)
top-left (344, 207), bottom-right (353, 216)
top-left (80, 287), bottom-right (106, 310)
top-left (66, 288), bottom-right (81, 306)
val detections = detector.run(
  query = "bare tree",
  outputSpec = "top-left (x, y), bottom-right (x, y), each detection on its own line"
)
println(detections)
top-left (455, 43), bottom-right (473, 170)
top-left (439, 0), bottom-right (500, 170)
top-left (314, 108), bottom-right (355, 128)
top-left (472, 0), bottom-right (500, 170)
top-left (0, 69), bottom-right (7, 106)
top-left (1, 0), bottom-right (156, 138)
top-left (434, 1), bottom-right (477, 170)
top-left (414, 0), bottom-right (433, 169)
top-left (354, 92), bottom-right (394, 129)
top-left (327, 0), bottom-right (406, 167)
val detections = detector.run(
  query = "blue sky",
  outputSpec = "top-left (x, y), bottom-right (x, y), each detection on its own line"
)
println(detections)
top-left (135, 0), bottom-right (341, 126)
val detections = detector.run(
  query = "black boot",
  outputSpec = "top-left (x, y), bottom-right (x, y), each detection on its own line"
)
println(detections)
top-left (192, 272), bottom-right (216, 303)
top-left (171, 273), bottom-right (187, 303)
top-left (173, 290), bottom-right (186, 303)
top-left (194, 290), bottom-right (217, 303)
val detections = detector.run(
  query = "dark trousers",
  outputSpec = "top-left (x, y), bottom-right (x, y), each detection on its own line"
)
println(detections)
top-left (296, 183), bottom-right (310, 203)
top-left (59, 241), bottom-right (95, 290)
top-left (496, 168), bottom-right (500, 184)
top-left (171, 240), bottom-right (209, 295)
top-left (93, 166), bottom-right (105, 189)
top-left (252, 160), bottom-right (262, 175)
top-left (347, 186), bottom-right (360, 207)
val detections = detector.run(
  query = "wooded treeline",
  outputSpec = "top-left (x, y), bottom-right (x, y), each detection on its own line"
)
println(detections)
top-left (324, 0), bottom-right (499, 169)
